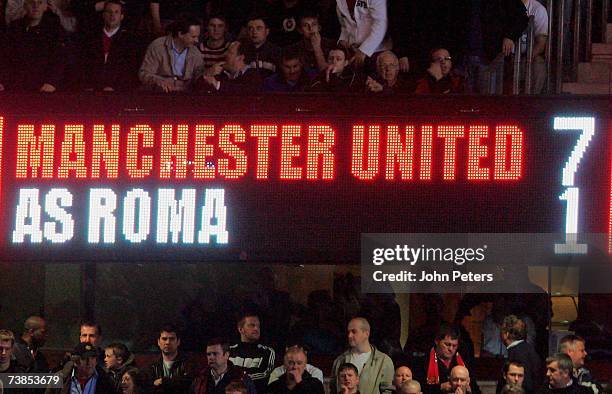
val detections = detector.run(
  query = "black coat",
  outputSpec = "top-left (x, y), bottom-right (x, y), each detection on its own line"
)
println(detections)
top-left (78, 26), bottom-right (142, 91)
top-left (4, 12), bottom-right (66, 91)
top-left (265, 372), bottom-right (325, 394)
top-left (144, 353), bottom-right (195, 394)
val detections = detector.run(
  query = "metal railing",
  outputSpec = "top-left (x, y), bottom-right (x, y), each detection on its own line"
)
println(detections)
top-left (552, 0), bottom-right (610, 93)
top-left (512, 16), bottom-right (535, 94)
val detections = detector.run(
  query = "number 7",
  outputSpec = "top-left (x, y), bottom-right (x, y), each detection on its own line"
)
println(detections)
top-left (554, 117), bottom-right (595, 254)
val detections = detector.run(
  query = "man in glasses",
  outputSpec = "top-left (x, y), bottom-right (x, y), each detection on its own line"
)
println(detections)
top-left (266, 345), bottom-right (325, 394)
top-left (415, 48), bottom-right (464, 94)
top-left (268, 345), bottom-right (324, 384)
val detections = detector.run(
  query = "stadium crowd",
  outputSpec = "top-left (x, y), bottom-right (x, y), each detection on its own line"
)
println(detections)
top-left (0, 0), bottom-right (550, 95)
top-left (0, 312), bottom-right (608, 394)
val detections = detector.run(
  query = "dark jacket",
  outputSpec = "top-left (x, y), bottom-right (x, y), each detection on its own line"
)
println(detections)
top-left (208, 68), bottom-right (263, 95)
top-left (575, 367), bottom-right (603, 394)
top-left (46, 366), bottom-right (116, 394)
top-left (455, 0), bottom-right (529, 63)
top-left (4, 11), bottom-right (66, 91)
top-left (144, 353), bottom-right (195, 394)
top-left (242, 41), bottom-right (281, 77)
top-left (78, 26), bottom-right (141, 91)
top-left (229, 342), bottom-right (276, 394)
top-left (541, 380), bottom-right (594, 394)
top-left (495, 341), bottom-right (542, 394)
top-left (263, 71), bottom-right (315, 93)
top-left (12, 338), bottom-right (49, 373)
top-left (107, 353), bottom-right (136, 393)
top-left (266, 371), bottom-right (325, 394)
top-left (371, 74), bottom-right (416, 95)
top-left (413, 352), bottom-right (481, 394)
top-left (308, 68), bottom-right (366, 93)
top-left (415, 72), bottom-right (464, 94)
top-left (190, 361), bottom-right (256, 394)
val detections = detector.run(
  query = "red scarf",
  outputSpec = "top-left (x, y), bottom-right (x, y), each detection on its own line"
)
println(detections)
top-left (426, 347), bottom-right (464, 384)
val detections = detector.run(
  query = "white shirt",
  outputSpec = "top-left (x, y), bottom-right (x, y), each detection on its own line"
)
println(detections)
top-left (349, 350), bottom-right (371, 374)
top-left (336, 0), bottom-right (391, 56)
top-left (521, 0), bottom-right (548, 53)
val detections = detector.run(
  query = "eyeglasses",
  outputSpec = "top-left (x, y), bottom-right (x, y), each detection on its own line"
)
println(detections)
top-left (432, 56), bottom-right (452, 63)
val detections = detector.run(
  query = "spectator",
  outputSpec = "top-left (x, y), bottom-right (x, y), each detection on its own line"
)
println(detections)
top-left (393, 366), bottom-right (413, 389)
top-left (365, 51), bottom-right (415, 94)
top-left (190, 337), bottom-right (256, 394)
top-left (121, 367), bottom-right (147, 394)
top-left (449, 366), bottom-right (470, 394)
top-left (263, 48), bottom-right (315, 92)
top-left (266, 345), bottom-right (325, 394)
top-left (399, 380), bottom-right (423, 394)
top-left (308, 47), bottom-right (365, 92)
top-left (144, 324), bottom-right (194, 394)
top-left (242, 15), bottom-right (281, 77)
top-left (139, 14), bottom-right (204, 92)
top-left (267, 0), bottom-right (305, 46)
top-left (5, 0), bottom-right (75, 31)
top-left (80, 321), bottom-right (105, 366)
top-left (559, 335), bottom-right (602, 394)
top-left (0, 329), bottom-right (24, 373)
top-left (105, 342), bottom-right (135, 393)
top-left (412, 323), bottom-right (481, 394)
top-left (199, 40), bottom-right (262, 93)
top-left (286, 10), bottom-right (335, 72)
top-left (52, 343), bottom-right (115, 394)
top-left (415, 48), bottom-right (464, 94)
top-left (203, 0), bottom-right (256, 38)
top-left (199, 14), bottom-right (231, 69)
top-left (229, 313), bottom-right (276, 394)
top-left (4, 0), bottom-right (66, 92)
top-left (337, 363), bottom-right (361, 394)
top-left (78, 0), bottom-right (140, 91)
top-left (336, 0), bottom-right (391, 70)
top-left (544, 354), bottom-right (591, 394)
top-left (458, 0), bottom-right (528, 94)
top-left (499, 361), bottom-right (525, 392)
top-left (330, 317), bottom-right (394, 394)
top-left (520, 0), bottom-right (548, 93)
top-left (497, 315), bottom-right (541, 394)
top-left (268, 345), bottom-right (324, 384)
top-left (12, 315), bottom-right (49, 373)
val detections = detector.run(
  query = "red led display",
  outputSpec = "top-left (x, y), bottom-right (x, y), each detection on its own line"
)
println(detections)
top-left (9, 122), bottom-right (527, 183)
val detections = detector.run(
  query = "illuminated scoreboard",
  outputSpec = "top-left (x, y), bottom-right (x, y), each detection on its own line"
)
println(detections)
top-left (0, 95), bottom-right (610, 263)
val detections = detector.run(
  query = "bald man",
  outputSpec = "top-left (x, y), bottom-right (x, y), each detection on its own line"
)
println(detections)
top-left (330, 317), bottom-right (394, 394)
top-left (12, 316), bottom-right (49, 372)
top-left (450, 366), bottom-right (470, 394)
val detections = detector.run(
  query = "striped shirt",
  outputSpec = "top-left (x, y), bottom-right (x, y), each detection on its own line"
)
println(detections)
top-left (199, 40), bottom-right (230, 68)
